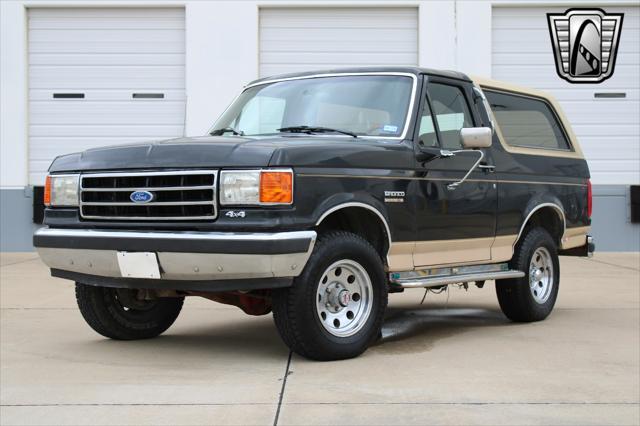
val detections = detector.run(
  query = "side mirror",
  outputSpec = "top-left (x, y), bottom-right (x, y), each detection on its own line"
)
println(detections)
top-left (460, 127), bottom-right (492, 149)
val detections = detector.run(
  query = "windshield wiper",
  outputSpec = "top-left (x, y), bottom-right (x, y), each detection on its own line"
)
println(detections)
top-left (209, 127), bottom-right (245, 136)
top-left (278, 126), bottom-right (358, 138)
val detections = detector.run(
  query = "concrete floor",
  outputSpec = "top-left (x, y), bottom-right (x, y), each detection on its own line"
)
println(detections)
top-left (1, 252), bottom-right (638, 426)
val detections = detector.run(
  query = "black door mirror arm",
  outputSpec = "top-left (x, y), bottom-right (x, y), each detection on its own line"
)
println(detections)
top-left (415, 146), bottom-right (455, 163)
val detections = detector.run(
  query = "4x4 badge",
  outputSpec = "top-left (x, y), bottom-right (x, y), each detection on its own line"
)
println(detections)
top-left (547, 8), bottom-right (624, 84)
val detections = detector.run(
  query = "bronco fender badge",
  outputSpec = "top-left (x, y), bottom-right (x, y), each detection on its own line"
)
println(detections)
top-left (384, 191), bottom-right (405, 203)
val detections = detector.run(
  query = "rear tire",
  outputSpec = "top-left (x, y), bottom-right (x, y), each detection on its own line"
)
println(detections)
top-left (75, 283), bottom-right (184, 340)
top-left (496, 227), bottom-right (560, 322)
top-left (272, 231), bottom-right (388, 361)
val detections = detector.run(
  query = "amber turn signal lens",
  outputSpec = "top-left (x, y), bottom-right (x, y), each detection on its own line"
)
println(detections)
top-left (44, 175), bottom-right (51, 206)
top-left (260, 171), bottom-right (293, 204)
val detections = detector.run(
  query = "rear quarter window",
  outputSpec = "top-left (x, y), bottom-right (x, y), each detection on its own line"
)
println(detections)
top-left (484, 90), bottom-right (571, 151)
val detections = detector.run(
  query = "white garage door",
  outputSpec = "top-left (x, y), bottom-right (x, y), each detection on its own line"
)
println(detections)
top-left (28, 8), bottom-right (185, 185)
top-left (492, 6), bottom-right (639, 185)
top-left (259, 7), bottom-right (418, 77)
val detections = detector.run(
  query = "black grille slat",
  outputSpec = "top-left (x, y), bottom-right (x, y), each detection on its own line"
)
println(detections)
top-left (81, 189), bottom-right (214, 203)
top-left (79, 171), bottom-right (217, 221)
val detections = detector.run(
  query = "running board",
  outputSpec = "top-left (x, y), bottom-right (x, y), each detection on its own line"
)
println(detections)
top-left (389, 263), bottom-right (525, 289)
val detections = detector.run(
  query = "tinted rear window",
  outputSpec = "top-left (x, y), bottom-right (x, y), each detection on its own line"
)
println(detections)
top-left (484, 90), bottom-right (571, 151)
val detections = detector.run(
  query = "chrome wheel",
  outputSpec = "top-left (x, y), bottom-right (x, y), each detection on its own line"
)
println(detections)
top-left (315, 259), bottom-right (373, 337)
top-left (529, 247), bottom-right (554, 304)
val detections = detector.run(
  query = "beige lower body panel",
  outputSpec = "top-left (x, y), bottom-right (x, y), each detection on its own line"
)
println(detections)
top-left (387, 226), bottom-right (590, 272)
top-left (561, 226), bottom-right (590, 250)
top-left (388, 235), bottom-right (517, 272)
top-left (413, 237), bottom-right (493, 268)
top-left (387, 241), bottom-right (415, 272)
top-left (490, 234), bottom-right (518, 263)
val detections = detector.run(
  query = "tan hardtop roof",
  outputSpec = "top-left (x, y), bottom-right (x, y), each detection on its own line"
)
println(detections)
top-left (471, 76), bottom-right (555, 99)
top-left (470, 76), bottom-right (585, 159)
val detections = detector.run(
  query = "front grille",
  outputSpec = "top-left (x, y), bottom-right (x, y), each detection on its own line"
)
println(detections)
top-left (80, 170), bottom-right (217, 221)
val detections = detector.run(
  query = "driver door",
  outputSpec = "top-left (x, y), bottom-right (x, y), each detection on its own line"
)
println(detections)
top-left (412, 77), bottom-right (497, 267)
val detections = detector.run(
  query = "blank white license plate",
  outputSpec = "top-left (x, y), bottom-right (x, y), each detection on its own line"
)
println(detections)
top-left (116, 252), bottom-right (161, 279)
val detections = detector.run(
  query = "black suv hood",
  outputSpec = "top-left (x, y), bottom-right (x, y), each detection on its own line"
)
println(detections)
top-left (48, 135), bottom-right (413, 172)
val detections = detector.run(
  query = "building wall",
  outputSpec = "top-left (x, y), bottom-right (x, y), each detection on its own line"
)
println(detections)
top-left (1, 0), bottom-right (638, 251)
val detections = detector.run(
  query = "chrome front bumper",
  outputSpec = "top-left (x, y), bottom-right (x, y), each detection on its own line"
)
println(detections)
top-left (34, 228), bottom-right (317, 282)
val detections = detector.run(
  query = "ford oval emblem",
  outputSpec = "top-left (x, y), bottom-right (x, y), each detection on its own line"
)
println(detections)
top-left (130, 191), bottom-right (154, 203)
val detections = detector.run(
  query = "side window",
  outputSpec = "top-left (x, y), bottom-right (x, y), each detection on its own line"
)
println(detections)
top-left (418, 95), bottom-right (438, 147)
top-left (427, 83), bottom-right (474, 149)
top-left (484, 90), bottom-right (571, 150)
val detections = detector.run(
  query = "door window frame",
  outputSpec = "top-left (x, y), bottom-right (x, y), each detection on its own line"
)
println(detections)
top-left (413, 75), bottom-right (480, 150)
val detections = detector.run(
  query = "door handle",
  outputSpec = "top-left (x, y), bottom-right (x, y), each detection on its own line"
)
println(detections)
top-left (478, 164), bottom-right (496, 173)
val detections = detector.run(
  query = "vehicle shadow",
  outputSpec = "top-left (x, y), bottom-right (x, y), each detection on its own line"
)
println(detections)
top-left (70, 304), bottom-right (511, 361)
top-left (69, 314), bottom-right (288, 364)
top-left (372, 304), bottom-right (511, 355)
top-left (159, 318), bottom-right (286, 358)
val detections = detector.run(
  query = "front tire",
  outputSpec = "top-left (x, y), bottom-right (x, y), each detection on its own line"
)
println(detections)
top-left (496, 227), bottom-right (560, 322)
top-left (75, 283), bottom-right (184, 340)
top-left (272, 231), bottom-right (388, 361)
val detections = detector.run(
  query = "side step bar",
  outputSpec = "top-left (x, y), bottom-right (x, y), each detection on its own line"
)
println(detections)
top-left (389, 263), bottom-right (525, 289)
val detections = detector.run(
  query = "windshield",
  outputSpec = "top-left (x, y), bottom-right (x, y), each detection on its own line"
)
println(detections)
top-left (211, 75), bottom-right (414, 138)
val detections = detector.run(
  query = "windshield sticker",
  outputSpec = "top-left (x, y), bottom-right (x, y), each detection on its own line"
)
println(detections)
top-left (383, 125), bottom-right (398, 133)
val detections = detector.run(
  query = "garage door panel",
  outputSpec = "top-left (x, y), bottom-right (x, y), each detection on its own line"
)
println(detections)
top-left (492, 6), bottom-right (640, 185)
top-left (562, 102), bottom-right (639, 120)
top-left (29, 89), bottom-right (186, 101)
top-left (29, 65), bottom-right (184, 89)
top-left (261, 51), bottom-right (417, 65)
top-left (261, 8), bottom-right (417, 27)
top-left (28, 7), bottom-right (185, 185)
top-left (29, 124), bottom-right (183, 138)
top-left (29, 17), bottom-right (184, 30)
top-left (29, 7), bottom-right (182, 18)
top-left (259, 7), bottom-right (417, 77)
top-left (29, 41), bottom-right (185, 55)
top-left (573, 124), bottom-right (639, 137)
top-left (29, 29), bottom-right (184, 43)
top-left (262, 39), bottom-right (417, 53)
top-left (261, 27), bottom-right (416, 43)
top-left (580, 136), bottom-right (640, 157)
top-left (588, 160), bottom-right (640, 184)
top-left (29, 53), bottom-right (185, 67)
top-left (260, 64), bottom-right (362, 76)
top-left (30, 102), bottom-right (185, 125)
top-left (492, 88), bottom-right (640, 102)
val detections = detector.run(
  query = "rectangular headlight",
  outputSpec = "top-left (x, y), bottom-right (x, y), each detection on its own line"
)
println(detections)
top-left (220, 169), bottom-right (293, 206)
top-left (220, 171), bottom-right (260, 205)
top-left (45, 174), bottom-right (80, 207)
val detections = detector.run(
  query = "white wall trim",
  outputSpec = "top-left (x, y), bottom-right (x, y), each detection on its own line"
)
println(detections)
top-left (0, 2), bottom-right (28, 188)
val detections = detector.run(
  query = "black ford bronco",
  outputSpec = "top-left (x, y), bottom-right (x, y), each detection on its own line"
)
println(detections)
top-left (34, 68), bottom-right (595, 360)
